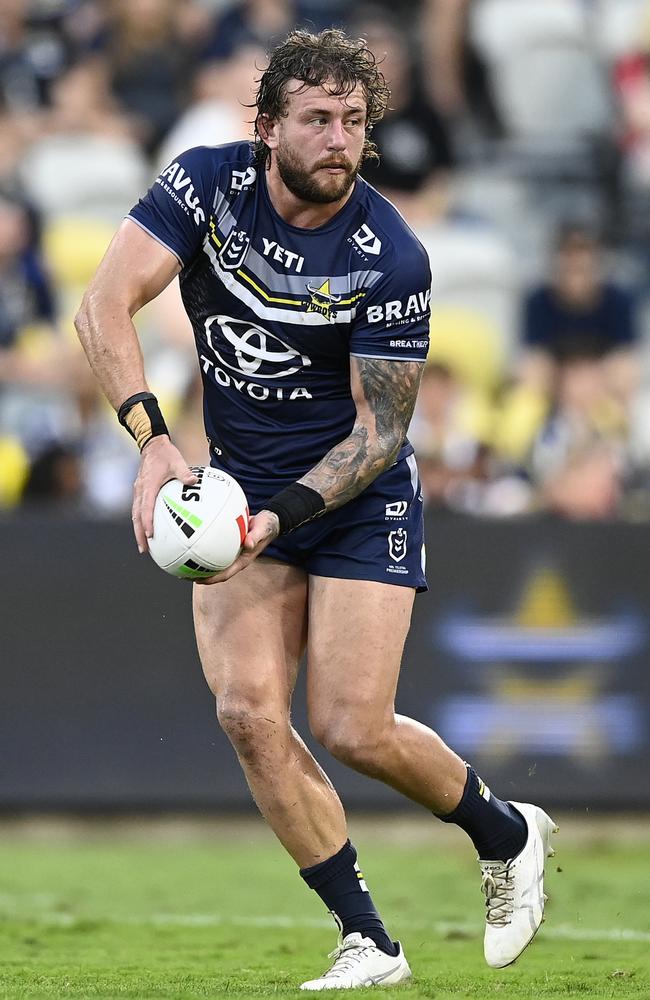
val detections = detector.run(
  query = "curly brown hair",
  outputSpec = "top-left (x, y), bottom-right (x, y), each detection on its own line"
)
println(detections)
top-left (253, 28), bottom-right (390, 166)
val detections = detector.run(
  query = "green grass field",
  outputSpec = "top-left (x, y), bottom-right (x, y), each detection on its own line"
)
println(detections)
top-left (1, 815), bottom-right (649, 1000)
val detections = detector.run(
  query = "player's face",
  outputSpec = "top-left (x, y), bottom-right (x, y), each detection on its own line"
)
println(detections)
top-left (272, 81), bottom-right (367, 205)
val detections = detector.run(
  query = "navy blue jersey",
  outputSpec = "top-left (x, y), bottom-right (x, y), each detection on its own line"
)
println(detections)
top-left (128, 141), bottom-right (431, 498)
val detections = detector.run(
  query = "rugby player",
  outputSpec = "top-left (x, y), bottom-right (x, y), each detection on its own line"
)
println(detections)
top-left (75, 29), bottom-right (556, 990)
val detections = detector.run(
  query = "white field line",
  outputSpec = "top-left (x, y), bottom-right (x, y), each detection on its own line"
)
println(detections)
top-left (3, 908), bottom-right (650, 943)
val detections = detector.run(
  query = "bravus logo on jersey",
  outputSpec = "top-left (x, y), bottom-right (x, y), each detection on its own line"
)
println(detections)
top-left (201, 315), bottom-right (313, 402)
top-left (158, 162), bottom-right (206, 225)
top-left (366, 289), bottom-right (431, 325)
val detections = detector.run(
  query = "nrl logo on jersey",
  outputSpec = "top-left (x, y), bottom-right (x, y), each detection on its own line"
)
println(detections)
top-left (230, 166), bottom-right (257, 192)
top-left (306, 279), bottom-right (342, 320)
top-left (218, 228), bottom-right (250, 270)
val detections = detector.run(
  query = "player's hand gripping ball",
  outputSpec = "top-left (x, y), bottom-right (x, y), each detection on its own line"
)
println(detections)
top-left (149, 467), bottom-right (249, 579)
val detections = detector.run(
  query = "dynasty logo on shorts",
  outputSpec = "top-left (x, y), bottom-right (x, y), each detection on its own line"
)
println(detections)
top-left (385, 500), bottom-right (408, 519)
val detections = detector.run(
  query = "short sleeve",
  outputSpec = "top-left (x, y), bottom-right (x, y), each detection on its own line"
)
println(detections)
top-left (350, 245), bottom-right (432, 362)
top-left (127, 147), bottom-right (213, 267)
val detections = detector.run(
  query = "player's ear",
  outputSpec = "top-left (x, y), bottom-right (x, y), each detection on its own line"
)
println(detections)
top-left (258, 113), bottom-right (279, 150)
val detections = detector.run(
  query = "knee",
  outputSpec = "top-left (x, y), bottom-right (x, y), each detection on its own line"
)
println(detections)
top-left (216, 698), bottom-right (287, 764)
top-left (311, 712), bottom-right (389, 777)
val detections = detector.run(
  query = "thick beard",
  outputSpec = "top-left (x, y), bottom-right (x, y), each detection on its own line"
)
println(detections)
top-left (275, 144), bottom-right (360, 205)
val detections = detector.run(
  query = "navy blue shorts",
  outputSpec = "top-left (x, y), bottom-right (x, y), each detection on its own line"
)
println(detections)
top-left (237, 454), bottom-right (427, 592)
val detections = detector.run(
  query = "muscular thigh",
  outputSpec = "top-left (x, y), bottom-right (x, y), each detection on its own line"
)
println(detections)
top-left (306, 576), bottom-right (415, 730)
top-left (193, 557), bottom-right (308, 713)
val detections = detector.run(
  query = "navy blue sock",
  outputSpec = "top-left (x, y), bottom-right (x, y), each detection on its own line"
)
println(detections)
top-left (300, 840), bottom-right (398, 957)
top-left (438, 766), bottom-right (527, 862)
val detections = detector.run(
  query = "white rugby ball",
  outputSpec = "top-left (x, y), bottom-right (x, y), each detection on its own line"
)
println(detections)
top-left (149, 467), bottom-right (249, 579)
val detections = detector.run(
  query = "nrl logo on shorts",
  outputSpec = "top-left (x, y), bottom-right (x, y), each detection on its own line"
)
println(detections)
top-left (388, 528), bottom-right (408, 563)
top-left (306, 279), bottom-right (342, 320)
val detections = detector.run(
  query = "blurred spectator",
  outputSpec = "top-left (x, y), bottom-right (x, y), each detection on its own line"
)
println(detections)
top-left (420, 0), bottom-right (503, 147)
top-left (0, 114), bottom-right (32, 192)
top-left (200, 0), bottom-right (330, 63)
top-left (74, 383), bottom-right (139, 512)
top-left (541, 444), bottom-right (622, 520)
top-left (104, 0), bottom-right (195, 154)
top-left (21, 442), bottom-right (83, 505)
top-left (530, 406), bottom-right (625, 522)
top-left (613, 5), bottom-right (650, 255)
top-left (170, 371), bottom-right (211, 468)
top-left (19, 57), bottom-right (148, 224)
top-left (615, 52), bottom-right (650, 188)
top-left (352, 9), bottom-right (455, 225)
top-left (410, 360), bottom-right (494, 510)
top-left (518, 224), bottom-right (639, 406)
top-left (156, 43), bottom-right (264, 167)
top-left (0, 194), bottom-right (55, 349)
top-left (0, 189), bottom-right (99, 506)
top-left (0, 0), bottom-right (71, 113)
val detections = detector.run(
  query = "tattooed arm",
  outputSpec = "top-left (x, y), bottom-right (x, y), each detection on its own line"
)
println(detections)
top-left (299, 356), bottom-right (424, 510)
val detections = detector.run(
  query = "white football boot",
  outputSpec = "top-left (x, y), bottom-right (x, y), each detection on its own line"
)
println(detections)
top-left (300, 932), bottom-right (411, 990)
top-left (480, 801), bottom-right (558, 969)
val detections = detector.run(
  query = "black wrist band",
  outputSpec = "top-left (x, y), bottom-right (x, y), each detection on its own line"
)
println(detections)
top-left (117, 392), bottom-right (169, 452)
top-left (264, 483), bottom-right (326, 535)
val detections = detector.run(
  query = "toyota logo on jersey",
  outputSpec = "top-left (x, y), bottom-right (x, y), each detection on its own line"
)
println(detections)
top-left (204, 315), bottom-right (312, 379)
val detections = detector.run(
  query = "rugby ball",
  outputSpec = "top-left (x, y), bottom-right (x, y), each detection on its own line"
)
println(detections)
top-left (149, 467), bottom-right (249, 579)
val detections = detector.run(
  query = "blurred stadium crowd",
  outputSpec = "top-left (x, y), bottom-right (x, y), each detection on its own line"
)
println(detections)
top-left (2, 0), bottom-right (650, 521)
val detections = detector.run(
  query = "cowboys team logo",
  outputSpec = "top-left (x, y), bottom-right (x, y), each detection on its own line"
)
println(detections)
top-left (306, 279), bottom-right (343, 321)
top-left (204, 315), bottom-right (311, 379)
top-left (388, 528), bottom-right (408, 563)
top-left (218, 229), bottom-right (250, 270)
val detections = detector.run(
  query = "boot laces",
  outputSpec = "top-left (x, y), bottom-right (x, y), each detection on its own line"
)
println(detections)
top-left (321, 936), bottom-right (374, 978)
top-left (481, 863), bottom-right (515, 927)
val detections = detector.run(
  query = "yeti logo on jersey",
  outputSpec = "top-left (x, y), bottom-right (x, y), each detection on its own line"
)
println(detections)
top-left (351, 223), bottom-right (382, 256)
top-left (205, 315), bottom-right (311, 379)
top-left (261, 238), bottom-right (305, 273)
top-left (388, 528), bottom-right (408, 563)
top-left (157, 162), bottom-right (205, 225)
top-left (306, 279), bottom-right (342, 320)
top-left (385, 500), bottom-right (408, 519)
top-left (231, 167), bottom-right (257, 191)
top-left (219, 229), bottom-right (250, 270)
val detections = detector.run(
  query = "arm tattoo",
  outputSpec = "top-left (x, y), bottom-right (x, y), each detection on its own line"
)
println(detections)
top-left (357, 357), bottom-right (422, 452)
top-left (300, 359), bottom-right (423, 510)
